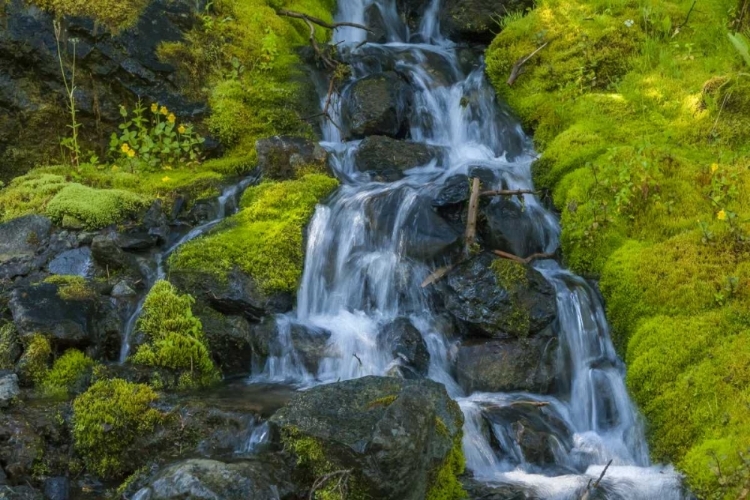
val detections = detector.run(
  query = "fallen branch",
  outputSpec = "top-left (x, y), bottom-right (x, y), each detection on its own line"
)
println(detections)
top-left (309, 469), bottom-right (353, 500)
top-left (481, 189), bottom-right (538, 197)
top-left (672, 0), bottom-right (697, 37)
top-left (277, 9), bottom-right (372, 33)
top-left (580, 460), bottom-right (613, 500)
top-left (464, 177), bottom-right (481, 256)
top-left (493, 250), bottom-right (555, 264)
top-left (510, 400), bottom-right (550, 408)
top-left (421, 265), bottom-right (455, 288)
top-left (507, 42), bottom-right (549, 86)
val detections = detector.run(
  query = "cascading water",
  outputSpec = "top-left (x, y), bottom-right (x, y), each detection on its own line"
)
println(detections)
top-left (253, 1), bottom-right (688, 497)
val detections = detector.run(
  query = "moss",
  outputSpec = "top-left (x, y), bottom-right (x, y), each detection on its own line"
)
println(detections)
top-left (0, 172), bottom-right (69, 223)
top-left (46, 183), bottom-right (150, 230)
top-left (490, 259), bottom-right (528, 289)
top-left (169, 173), bottom-right (338, 295)
top-left (366, 395), bottom-right (398, 410)
top-left (30, 0), bottom-right (149, 30)
top-left (41, 349), bottom-right (96, 397)
top-left (489, 258), bottom-right (531, 336)
top-left (17, 334), bottom-right (52, 386)
top-left (0, 323), bottom-right (20, 370)
top-left (72, 379), bottom-right (163, 478)
top-left (426, 433), bottom-right (467, 500)
top-left (44, 275), bottom-right (98, 301)
top-left (130, 280), bottom-right (220, 389)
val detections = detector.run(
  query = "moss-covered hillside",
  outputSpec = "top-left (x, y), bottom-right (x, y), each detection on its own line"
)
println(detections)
top-left (486, 0), bottom-right (750, 496)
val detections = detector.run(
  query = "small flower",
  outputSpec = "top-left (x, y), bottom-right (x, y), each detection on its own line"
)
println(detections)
top-left (167, 113), bottom-right (176, 124)
top-left (160, 106), bottom-right (168, 116)
top-left (127, 149), bottom-right (136, 158)
top-left (717, 209), bottom-right (727, 221)
top-left (710, 163), bottom-right (719, 174)
top-left (163, 165), bottom-right (173, 171)
top-left (162, 176), bottom-right (171, 183)
top-left (121, 143), bottom-right (130, 153)
top-left (151, 103), bottom-right (158, 113)
top-left (178, 125), bottom-right (186, 134)
top-left (624, 19), bottom-right (635, 28)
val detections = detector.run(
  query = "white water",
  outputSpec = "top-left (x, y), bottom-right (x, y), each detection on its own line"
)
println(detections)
top-left (252, 1), bottom-right (688, 497)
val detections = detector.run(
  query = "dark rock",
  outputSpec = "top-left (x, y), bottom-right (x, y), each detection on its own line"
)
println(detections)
top-left (197, 310), bottom-right (254, 378)
top-left (0, 216), bottom-right (52, 263)
top-left (480, 197), bottom-right (554, 257)
top-left (343, 72), bottom-right (413, 140)
top-left (462, 478), bottom-right (534, 500)
top-left (115, 232), bottom-right (157, 251)
top-left (455, 336), bottom-right (557, 394)
top-left (256, 136), bottom-right (329, 181)
top-left (355, 135), bottom-right (442, 180)
top-left (440, 253), bottom-right (557, 338)
top-left (133, 457), bottom-right (298, 500)
top-left (0, 467), bottom-right (5, 485)
top-left (91, 234), bottom-right (130, 270)
top-left (432, 174), bottom-right (470, 208)
top-left (170, 268), bottom-right (294, 322)
top-left (142, 200), bottom-right (169, 244)
top-left (379, 318), bottom-right (430, 377)
top-left (0, 485), bottom-right (45, 500)
top-left (249, 318), bottom-right (331, 375)
top-left (0, 373), bottom-right (20, 409)
top-left (0, 412), bottom-right (42, 482)
top-left (111, 281), bottom-right (137, 298)
top-left (42, 478), bottom-right (69, 500)
top-left (440, 0), bottom-right (534, 44)
top-left (47, 248), bottom-right (93, 277)
top-left (184, 198), bottom-right (221, 225)
top-left (270, 376), bottom-right (464, 500)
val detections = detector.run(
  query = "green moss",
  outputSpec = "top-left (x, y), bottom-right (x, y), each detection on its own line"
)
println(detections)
top-left (0, 323), bottom-right (20, 370)
top-left (44, 275), bottom-right (98, 301)
top-left (366, 395), bottom-right (398, 410)
top-left (46, 183), bottom-right (150, 230)
top-left (426, 433), bottom-right (467, 500)
top-left (130, 280), bottom-right (220, 389)
top-left (490, 259), bottom-right (528, 289)
top-left (30, 0), bottom-right (149, 30)
top-left (72, 379), bottom-right (163, 478)
top-left (17, 334), bottom-right (52, 386)
top-left (170, 174), bottom-right (338, 295)
top-left (0, 172), bottom-right (69, 223)
top-left (489, 258), bottom-right (531, 336)
top-left (41, 349), bottom-right (96, 397)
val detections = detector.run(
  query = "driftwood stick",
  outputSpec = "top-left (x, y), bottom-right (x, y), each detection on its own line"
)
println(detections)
top-left (592, 460), bottom-right (613, 489)
top-left (464, 177), bottom-right (481, 255)
top-left (510, 400), bottom-right (550, 408)
top-left (493, 250), bottom-right (555, 264)
top-left (507, 42), bottom-right (549, 86)
top-left (421, 265), bottom-right (455, 288)
top-left (481, 189), bottom-right (538, 197)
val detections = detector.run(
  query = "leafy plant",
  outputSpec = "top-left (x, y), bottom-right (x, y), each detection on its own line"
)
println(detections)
top-left (109, 100), bottom-right (204, 172)
top-left (53, 20), bottom-right (81, 170)
top-left (728, 32), bottom-right (750, 69)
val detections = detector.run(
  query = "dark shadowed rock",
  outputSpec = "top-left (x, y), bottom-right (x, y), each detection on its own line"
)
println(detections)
top-left (0, 373), bottom-right (20, 409)
top-left (91, 233), bottom-right (132, 271)
top-left (480, 197), bottom-right (554, 257)
top-left (440, 253), bottom-right (556, 338)
top-left (441, 0), bottom-right (534, 43)
top-left (42, 477), bottom-right (69, 500)
top-left (133, 457), bottom-right (299, 500)
top-left (270, 376), bottom-right (463, 500)
top-left (249, 318), bottom-right (331, 375)
top-left (0, 216), bottom-right (51, 263)
top-left (256, 136), bottom-right (329, 181)
top-left (462, 478), bottom-right (532, 500)
top-left (197, 310), bottom-right (254, 378)
top-left (455, 336), bottom-right (557, 394)
top-left (0, 485), bottom-right (45, 500)
top-left (48, 247), bottom-right (93, 277)
top-left (355, 135), bottom-right (442, 180)
top-left (344, 72), bottom-right (413, 140)
top-left (379, 317), bottom-right (430, 377)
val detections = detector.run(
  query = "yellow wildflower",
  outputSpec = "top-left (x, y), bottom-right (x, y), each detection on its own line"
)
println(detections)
top-left (127, 149), bottom-right (136, 158)
top-left (160, 106), bottom-right (168, 116)
top-left (168, 113), bottom-right (176, 124)
top-left (178, 125), bottom-right (186, 134)
top-left (717, 209), bottom-right (727, 221)
top-left (162, 176), bottom-right (171, 183)
top-left (151, 103), bottom-right (158, 113)
top-left (710, 163), bottom-right (719, 174)
top-left (121, 143), bottom-right (130, 153)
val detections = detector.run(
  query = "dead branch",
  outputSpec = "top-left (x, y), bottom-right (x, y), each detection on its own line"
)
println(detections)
top-left (510, 400), bottom-right (550, 408)
top-left (277, 9), bottom-right (373, 33)
top-left (673, 0), bottom-right (697, 36)
top-left (580, 460), bottom-right (613, 500)
top-left (464, 177), bottom-right (481, 256)
top-left (493, 250), bottom-right (555, 264)
top-left (481, 189), bottom-right (539, 197)
top-left (421, 265), bottom-right (455, 288)
top-left (507, 42), bottom-right (549, 86)
top-left (309, 469), bottom-right (353, 500)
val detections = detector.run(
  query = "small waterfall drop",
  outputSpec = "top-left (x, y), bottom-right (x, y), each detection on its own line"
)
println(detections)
top-left (252, 2), bottom-right (687, 497)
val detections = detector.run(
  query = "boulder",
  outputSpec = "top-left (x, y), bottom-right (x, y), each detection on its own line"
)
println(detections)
top-left (0, 486), bottom-right (44, 500)
top-left (355, 135), bottom-right (442, 180)
top-left (256, 136), bottom-right (329, 180)
top-left (461, 478), bottom-right (531, 500)
top-left (455, 336), bottom-right (557, 394)
top-left (0, 373), bottom-right (19, 408)
top-left (132, 457), bottom-right (298, 500)
top-left (47, 248), bottom-right (93, 277)
top-left (440, 253), bottom-right (557, 338)
top-left (343, 72), bottom-right (413, 140)
top-left (480, 197), bottom-right (554, 257)
top-left (270, 376), bottom-right (464, 500)
top-left (91, 233), bottom-right (132, 271)
top-left (379, 317), bottom-right (430, 377)
top-left (197, 310), bottom-right (254, 378)
top-left (440, 0), bottom-right (534, 44)
top-left (0, 216), bottom-right (52, 264)
top-left (250, 318), bottom-right (331, 375)
top-left (0, 412), bottom-right (42, 482)
top-left (42, 478), bottom-right (69, 500)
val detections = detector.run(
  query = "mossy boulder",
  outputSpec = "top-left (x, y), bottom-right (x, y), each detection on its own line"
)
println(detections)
top-left (439, 253), bottom-right (557, 338)
top-left (440, 0), bottom-right (533, 43)
top-left (0, 215), bottom-right (52, 264)
top-left (256, 135), bottom-right (329, 181)
top-left (270, 376), bottom-right (466, 500)
top-left (343, 72), bottom-right (413, 140)
top-left (45, 184), bottom-right (150, 230)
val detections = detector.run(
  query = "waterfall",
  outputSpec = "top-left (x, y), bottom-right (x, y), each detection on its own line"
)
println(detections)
top-left (252, 1), bottom-right (688, 497)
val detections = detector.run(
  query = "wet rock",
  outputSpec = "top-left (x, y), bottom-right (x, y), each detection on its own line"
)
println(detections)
top-left (0, 412), bottom-right (41, 482)
top-left (270, 376), bottom-right (464, 500)
top-left (0, 373), bottom-right (20, 408)
top-left (480, 197), bottom-right (554, 257)
top-left (256, 135), bottom-right (329, 181)
top-left (379, 318), bottom-right (430, 377)
top-left (440, 253), bottom-right (557, 338)
top-left (115, 231), bottom-right (157, 251)
top-left (184, 198), bottom-right (221, 225)
top-left (47, 248), bottom-right (93, 277)
top-left (0, 485), bottom-right (45, 500)
top-left (142, 200), bottom-right (170, 244)
top-left (197, 310), bottom-right (254, 378)
top-left (134, 457), bottom-right (298, 500)
top-left (0, 216), bottom-right (52, 263)
top-left (343, 72), bottom-right (413, 140)
top-left (170, 268), bottom-right (294, 322)
top-left (455, 336), bottom-right (557, 394)
top-left (250, 318), bottom-right (331, 375)
top-left (42, 478), bottom-right (69, 500)
top-left (462, 478), bottom-right (532, 500)
top-left (440, 0), bottom-right (534, 44)
top-left (111, 281), bottom-right (137, 298)
top-left (432, 174), bottom-right (470, 208)
top-left (91, 233), bottom-right (131, 271)
top-left (355, 135), bottom-right (442, 180)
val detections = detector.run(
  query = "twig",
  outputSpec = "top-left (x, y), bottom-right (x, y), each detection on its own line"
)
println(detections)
top-left (673, 0), bottom-right (697, 36)
top-left (510, 400), bottom-right (550, 408)
top-left (353, 353), bottom-right (363, 366)
top-left (481, 189), bottom-right (538, 197)
top-left (592, 460), bottom-right (613, 489)
top-left (309, 469), bottom-right (353, 500)
top-left (421, 265), bottom-right (455, 288)
top-left (464, 177), bottom-right (481, 256)
top-left (277, 9), bottom-right (373, 33)
top-left (507, 42), bottom-right (549, 86)
top-left (493, 250), bottom-right (555, 264)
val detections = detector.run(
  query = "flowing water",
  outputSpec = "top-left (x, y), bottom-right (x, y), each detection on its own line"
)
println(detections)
top-left (251, 1), bottom-right (688, 497)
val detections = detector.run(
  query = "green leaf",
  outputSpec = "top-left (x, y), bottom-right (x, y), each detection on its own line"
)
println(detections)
top-left (729, 32), bottom-right (750, 68)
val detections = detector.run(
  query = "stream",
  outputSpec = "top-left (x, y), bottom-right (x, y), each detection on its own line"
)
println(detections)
top-left (249, 0), bottom-right (689, 498)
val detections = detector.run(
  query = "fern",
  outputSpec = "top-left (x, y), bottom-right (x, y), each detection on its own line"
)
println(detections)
top-left (728, 32), bottom-right (750, 68)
